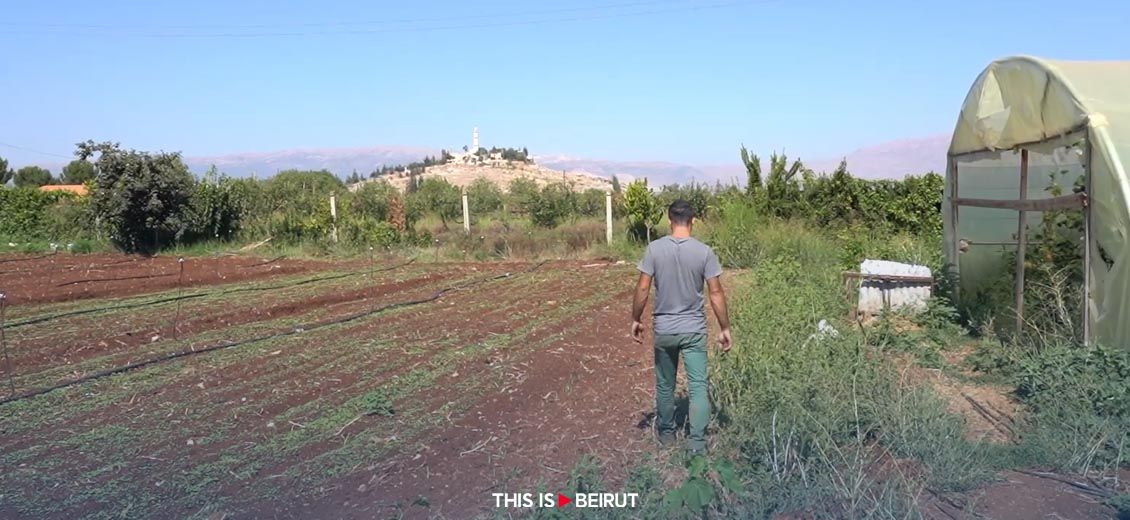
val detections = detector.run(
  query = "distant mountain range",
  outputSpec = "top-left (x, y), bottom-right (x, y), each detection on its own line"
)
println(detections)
top-left (185, 146), bottom-right (439, 178)
top-left (182, 134), bottom-right (949, 184)
top-left (806, 134), bottom-right (948, 179)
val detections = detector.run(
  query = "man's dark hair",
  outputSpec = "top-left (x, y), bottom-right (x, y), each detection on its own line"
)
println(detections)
top-left (668, 199), bottom-right (695, 226)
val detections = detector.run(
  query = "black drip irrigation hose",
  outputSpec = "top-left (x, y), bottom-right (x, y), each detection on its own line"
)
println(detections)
top-left (56, 272), bottom-right (177, 287)
top-left (0, 251), bottom-right (58, 265)
top-left (242, 256), bottom-right (286, 268)
top-left (0, 260), bottom-right (545, 406)
top-left (7, 259), bottom-right (417, 329)
top-left (4, 257), bottom-right (139, 274)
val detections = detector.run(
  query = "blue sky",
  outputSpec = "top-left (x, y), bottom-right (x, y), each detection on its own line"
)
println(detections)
top-left (2, 0), bottom-right (1128, 169)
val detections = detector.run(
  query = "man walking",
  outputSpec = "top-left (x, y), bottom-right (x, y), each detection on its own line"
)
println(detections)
top-left (631, 199), bottom-right (732, 454)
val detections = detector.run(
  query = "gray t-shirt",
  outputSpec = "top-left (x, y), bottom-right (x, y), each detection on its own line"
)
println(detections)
top-left (637, 236), bottom-right (723, 335)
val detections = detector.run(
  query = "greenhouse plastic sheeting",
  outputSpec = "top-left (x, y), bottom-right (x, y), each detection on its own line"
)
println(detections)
top-left (944, 56), bottom-right (1130, 349)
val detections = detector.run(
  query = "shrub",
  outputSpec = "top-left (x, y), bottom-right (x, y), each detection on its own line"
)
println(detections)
top-left (656, 181), bottom-right (712, 219)
top-left (624, 179), bottom-right (661, 242)
top-left (507, 177), bottom-right (540, 215)
top-left (80, 141), bottom-right (196, 254)
top-left (0, 188), bottom-right (89, 240)
top-left (575, 188), bottom-right (606, 217)
top-left (467, 177), bottom-right (503, 214)
top-left (411, 178), bottom-right (461, 229)
top-left (344, 218), bottom-right (400, 249)
top-left (349, 180), bottom-right (397, 222)
top-left (187, 168), bottom-right (250, 242)
top-left (529, 183), bottom-right (575, 228)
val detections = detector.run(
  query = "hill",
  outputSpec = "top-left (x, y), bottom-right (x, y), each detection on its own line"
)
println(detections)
top-left (173, 134), bottom-right (949, 185)
top-left (363, 161), bottom-right (613, 193)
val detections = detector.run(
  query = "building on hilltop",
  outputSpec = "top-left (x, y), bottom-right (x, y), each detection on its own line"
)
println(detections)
top-left (448, 127), bottom-right (485, 165)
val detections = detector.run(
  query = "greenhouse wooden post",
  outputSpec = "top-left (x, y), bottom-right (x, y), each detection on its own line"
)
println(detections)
top-left (1084, 133), bottom-right (1094, 345)
top-left (1015, 149), bottom-right (1029, 333)
top-left (949, 160), bottom-right (961, 304)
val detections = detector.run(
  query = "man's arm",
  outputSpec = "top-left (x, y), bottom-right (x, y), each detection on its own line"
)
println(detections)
top-left (631, 273), bottom-right (652, 343)
top-left (706, 276), bottom-right (732, 352)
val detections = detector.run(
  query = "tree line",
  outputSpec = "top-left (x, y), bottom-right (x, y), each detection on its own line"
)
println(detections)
top-left (0, 143), bottom-right (944, 255)
top-left (0, 156), bottom-right (98, 187)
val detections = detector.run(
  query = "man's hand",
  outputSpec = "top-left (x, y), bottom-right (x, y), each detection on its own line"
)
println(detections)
top-left (631, 273), bottom-right (651, 344)
top-left (631, 321), bottom-right (645, 343)
top-left (717, 328), bottom-right (733, 353)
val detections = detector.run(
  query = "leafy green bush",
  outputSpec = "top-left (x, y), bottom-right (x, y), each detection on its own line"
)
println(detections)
top-left (529, 183), bottom-right (575, 228)
top-left (410, 178), bottom-right (461, 229)
top-left (467, 177), bottom-right (503, 214)
top-left (624, 179), bottom-right (661, 242)
top-left (507, 176), bottom-right (540, 215)
top-left (343, 218), bottom-right (400, 249)
top-left (575, 188), bottom-right (606, 217)
top-left (656, 181), bottom-right (712, 219)
top-left (0, 188), bottom-right (90, 240)
top-left (349, 180), bottom-right (397, 222)
top-left (81, 141), bottom-right (196, 254)
top-left (1015, 343), bottom-right (1130, 417)
top-left (187, 169), bottom-right (250, 242)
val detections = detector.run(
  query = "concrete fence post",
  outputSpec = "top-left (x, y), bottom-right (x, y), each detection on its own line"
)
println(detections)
top-left (329, 193), bottom-right (339, 244)
top-left (605, 191), bottom-right (613, 244)
top-left (462, 189), bottom-right (470, 234)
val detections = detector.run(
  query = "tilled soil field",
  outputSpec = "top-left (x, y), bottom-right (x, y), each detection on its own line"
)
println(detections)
top-left (0, 254), bottom-right (675, 519)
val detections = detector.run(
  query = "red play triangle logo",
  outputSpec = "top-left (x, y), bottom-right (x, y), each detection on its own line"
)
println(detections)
top-left (556, 493), bottom-right (572, 508)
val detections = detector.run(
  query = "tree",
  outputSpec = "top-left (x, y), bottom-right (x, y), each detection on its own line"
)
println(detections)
top-left (188, 167), bottom-right (250, 241)
top-left (346, 170), bottom-right (363, 184)
top-left (350, 180), bottom-right (397, 222)
top-left (79, 140), bottom-right (196, 254)
top-left (611, 175), bottom-right (621, 194)
top-left (656, 181), bottom-right (711, 219)
top-left (14, 166), bottom-right (53, 188)
top-left (765, 152), bottom-right (805, 218)
top-left (740, 145), bottom-right (761, 197)
top-left (507, 176), bottom-right (540, 215)
top-left (0, 156), bottom-right (12, 185)
top-left (61, 160), bottom-right (96, 184)
top-left (624, 179), bottom-right (662, 242)
top-left (413, 177), bottom-right (461, 229)
top-left (467, 177), bottom-right (503, 214)
top-left (530, 183), bottom-right (576, 228)
top-left (575, 188), bottom-right (606, 217)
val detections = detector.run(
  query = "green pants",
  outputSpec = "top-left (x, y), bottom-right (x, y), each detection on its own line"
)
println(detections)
top-left (654, 333), bottom-right (709, 450)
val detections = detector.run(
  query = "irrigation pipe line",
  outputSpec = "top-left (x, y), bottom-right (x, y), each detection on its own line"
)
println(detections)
top-left (56, 272), bottom-right (178, 287)
top-left (54, 255), bottom-right (299, 286)
top-left (7, 259), bottom-right (417, 329)
top-left (0, 251), bottom-right (58, 264)
top-left (1, 293), bottom-right (12, 394)
top-left (241, 255), bottom-right (286, 268)
top-left (3, 256), bottom-right (138, 274)
top-left (0, 260), bottom-right (545, 406)
top-left (171, 258), bottom-right (186, 340)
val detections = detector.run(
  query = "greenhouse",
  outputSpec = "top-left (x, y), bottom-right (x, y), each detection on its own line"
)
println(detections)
top-left (945, 56), bottom-right (1130, 348)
